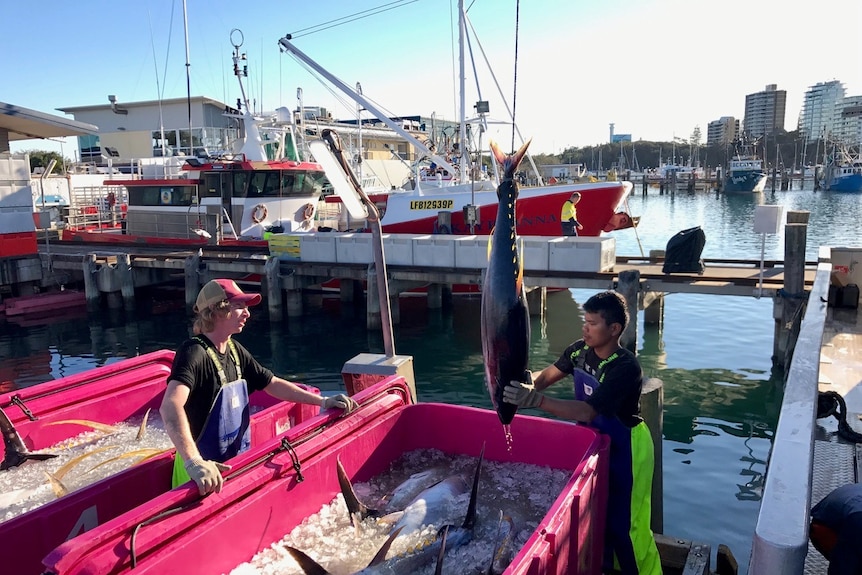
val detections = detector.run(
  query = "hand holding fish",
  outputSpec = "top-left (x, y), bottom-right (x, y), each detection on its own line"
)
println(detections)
top-left (184, 457), bottom-right (231, 496)
top-left (502, 377), bottom-right (544, 410)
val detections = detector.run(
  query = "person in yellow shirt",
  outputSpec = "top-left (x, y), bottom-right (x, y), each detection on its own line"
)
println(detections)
top-left (560, 192), bottom-right (584, 236)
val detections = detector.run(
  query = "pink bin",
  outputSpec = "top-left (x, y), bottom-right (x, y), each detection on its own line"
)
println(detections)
top-left (1, 350), bottom-right (320, 575)
top-left (42, 376), bottom-right (608, 575)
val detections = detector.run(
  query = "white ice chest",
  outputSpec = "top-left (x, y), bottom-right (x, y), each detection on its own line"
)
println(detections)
top-left (269, 233), bottom-right (616, 273)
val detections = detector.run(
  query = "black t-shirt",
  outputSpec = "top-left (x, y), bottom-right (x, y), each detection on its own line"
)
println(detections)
top-left (553, 341), bottom-right (644, 427)
top-left (168, 335), bottom-right (274, 439)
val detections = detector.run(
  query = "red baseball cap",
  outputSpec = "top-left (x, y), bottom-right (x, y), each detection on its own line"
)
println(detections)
top-left (194, 279), bottom-right (262, 312)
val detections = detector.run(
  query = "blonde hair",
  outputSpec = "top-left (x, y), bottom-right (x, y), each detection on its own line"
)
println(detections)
top-left (192, 300), bottom-right (231, 334)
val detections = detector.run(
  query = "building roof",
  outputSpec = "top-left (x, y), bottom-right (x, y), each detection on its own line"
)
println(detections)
top-left (0, 101), bottom-right (99, 141)
top-left (57, 95), bottom-right (226, 113)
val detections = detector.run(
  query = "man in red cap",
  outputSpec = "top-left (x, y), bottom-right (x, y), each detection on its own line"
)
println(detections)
top-left (160, 279), bottom-right (357, 495)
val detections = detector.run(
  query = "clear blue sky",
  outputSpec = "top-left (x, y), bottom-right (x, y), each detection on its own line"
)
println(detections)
top-left (6, 0), bottom-right (861, 157)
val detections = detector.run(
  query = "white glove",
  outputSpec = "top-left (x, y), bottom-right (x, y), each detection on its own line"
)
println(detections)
top-left (184, 457), bottom-right (231, 496)
top-left (320, 393), bottom-right (358, 414)
top-left (502, 380), bottom-right (543, 409)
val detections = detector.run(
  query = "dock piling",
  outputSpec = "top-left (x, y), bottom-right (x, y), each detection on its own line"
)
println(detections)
top-left (618, 269), bottom-right (640, 351)
top-left (183, 254), bottom-right (200, 309)
top-left (118, 253), bottom-right (135, 311)
top-left (773, 211), bottom-right (809, 366)
top-left (83, 254), bottom-right (100, 311)
top-left (264, 256), bottom-right (282, 322)
top-left (641, 377), bottom-right (664, 535)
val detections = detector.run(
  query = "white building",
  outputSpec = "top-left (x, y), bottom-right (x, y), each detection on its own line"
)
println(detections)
top-left (798, 80), bottom-right (846, 143)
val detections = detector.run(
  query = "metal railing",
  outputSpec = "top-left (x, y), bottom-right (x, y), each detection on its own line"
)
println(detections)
top-left (748, 258), bottom-right (832, 574)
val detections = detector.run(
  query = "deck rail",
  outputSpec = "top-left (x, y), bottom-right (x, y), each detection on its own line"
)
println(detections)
top-left (748, 258), bottom-right (832, 575)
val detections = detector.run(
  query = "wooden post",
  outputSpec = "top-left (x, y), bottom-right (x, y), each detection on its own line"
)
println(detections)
top-left (184, 254), bottom-right (200, 309)
top-left (118, 253), bottom-right (135, 311)
top-left (436, 211), bottom-right (452, 234)
top-left (641, 377), bottom-right (664, 535)
top-left (526, 286), bottom-right (546, 317)
top-left (83, 254), bottom-right (100, 311)
top-left (264, 256), bottom-right (282, 322)
top-left (285, 289), bottom-right (303, 317)
top-left (643, 291), bottom-right (664, 327)
top-left (340, 279), bottom-right (358, 305)
top-left (427, 283), bottom-right (443, 309)
top-left (773, 211), bottom-right (809, 366)
top-left (617, 269), bottom-right (640, 351)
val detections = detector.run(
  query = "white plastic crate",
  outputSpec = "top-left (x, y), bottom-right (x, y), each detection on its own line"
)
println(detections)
top-left (413, 235), bottom-right (457, 267)
top-left (521, 236), bottom-right (551, 271)
top-left (299, 233), bottom-right (338, 263)
top-left (382, 234), bottom-right (413, 266)
top-left (335, 233), bottom-right (373, 264)
top-left (548, 237), bottom-right (616, 272)
top-left (454, 235), bottom-right (489, 269)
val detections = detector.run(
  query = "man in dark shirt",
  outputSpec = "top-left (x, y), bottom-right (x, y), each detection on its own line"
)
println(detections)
top-left (810, 483), bottom-right (862, 575)
top-left (160, 279), bottom-right (357, 495)
top-left (503, 290), bottom-right (661, 574)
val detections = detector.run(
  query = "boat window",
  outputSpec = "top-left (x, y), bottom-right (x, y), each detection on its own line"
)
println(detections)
top-left (127, 185), bottom-right (196, 206)
top-left (203, 173), bottom-right (228, 198)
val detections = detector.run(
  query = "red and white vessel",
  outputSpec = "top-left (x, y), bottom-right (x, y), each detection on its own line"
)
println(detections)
top-left (59, 27), bottom-right (634, 248)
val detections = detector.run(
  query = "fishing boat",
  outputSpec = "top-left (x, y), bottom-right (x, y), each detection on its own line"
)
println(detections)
top-left (57, 21), bottom-right (633, 247)
top-left (824, 145), bottom-right (862, 193)
top-left (724, 139), bottom-right (767, 193)
top-left (0, 350), bottom-right (321, 575)
top-left (42, 374), bottom-right (609, 575)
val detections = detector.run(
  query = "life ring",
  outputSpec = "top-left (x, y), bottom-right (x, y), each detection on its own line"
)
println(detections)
top-left (303, 203), bottom-right (315, 221)
top-left (251, 203), bottom-right (267, 224)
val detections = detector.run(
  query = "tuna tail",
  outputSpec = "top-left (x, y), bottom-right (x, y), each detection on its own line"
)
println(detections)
top-left (488, 139), bottom-right (532, 179)
top-left (486, 512), bottom-right (516, 575)
top-left (0, 406), bottom-right (58, 471)
top-left (337, 457), bottom-right (380, 525)
top-left (283, 546), bottom-right (332, 575)
top-left (434, 525), bottom-right (450, 575)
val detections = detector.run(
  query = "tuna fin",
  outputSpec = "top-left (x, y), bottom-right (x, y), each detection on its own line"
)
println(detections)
top-left (0, 406), bottom-right (58, 470)
top-left (135, 408), bottom-right (151, 441)
top-left (44, 419), bottom-right (119, 434)
top-left (366, 525), bottom-right (404, 567)
top-left (86, 448), bottom-right (166, 473)
top-left (487, 511), bottom-right (516, 575)
top-left (435, 525), bottom-right (450, 575)
top-left (486, 229), bottom-right (495, 260)
top-left (283, 546), bottom-right (332, 575)
top-left (337, 457), bottom-right (379, 525)
top-left (516, 237), bottom-right (525, 294)
top-left (53, 445), bottom-right (119, 481)
top-left (461, 443), bottom-right (485, 531)
top-left (45, 471), bottom-right (69, 498)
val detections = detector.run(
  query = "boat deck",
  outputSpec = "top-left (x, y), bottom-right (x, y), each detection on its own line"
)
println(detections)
top-left (805, 305), bottom-right (862, 574)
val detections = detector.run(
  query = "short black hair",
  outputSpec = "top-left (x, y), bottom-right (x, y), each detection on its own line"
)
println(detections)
top-left (583, 291), bottom-right (628, 331)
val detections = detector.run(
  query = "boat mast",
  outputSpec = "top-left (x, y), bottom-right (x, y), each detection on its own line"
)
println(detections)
top-left (182, 0), bottom-right (192, 155)
top-left (277, 36), bottom-right (457, 175)
top-left (458, 0), bottom-right (468, 184)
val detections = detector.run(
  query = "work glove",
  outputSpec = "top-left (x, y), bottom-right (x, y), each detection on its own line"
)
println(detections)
top-left (502, 379), bottom-right (544, 409)
top-left (184, 457), bottom-right (231, 496)
top-left (321, 393), bottom-right (358, 414)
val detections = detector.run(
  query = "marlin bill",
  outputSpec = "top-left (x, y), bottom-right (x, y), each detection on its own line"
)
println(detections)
top-left (481, 140), bottom-right (532, 425)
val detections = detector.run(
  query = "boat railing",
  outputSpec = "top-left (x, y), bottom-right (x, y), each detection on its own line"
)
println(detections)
top-left (748, 255), bottom-right (832, 575)
top-left (63, 185), bottom-right (128, 231)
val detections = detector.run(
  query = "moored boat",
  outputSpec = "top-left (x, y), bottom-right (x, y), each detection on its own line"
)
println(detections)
top-left (824, 145), bottom-right (862, 193)
top-left (42, 375), bottom-right (609, 575)
top-left (724, 139), bottom-right (767, 194)
top-left (0, 351), bottom-right (321, 575)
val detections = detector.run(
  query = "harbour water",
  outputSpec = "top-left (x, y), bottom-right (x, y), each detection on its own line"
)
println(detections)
top-left (1, 186), bottom-right (860, 573)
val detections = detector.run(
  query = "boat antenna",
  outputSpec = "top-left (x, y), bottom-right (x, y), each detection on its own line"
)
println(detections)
top-left (146, 8), bottom-right (169, 163)
top-left (182, 0), bottom-right (192, 155)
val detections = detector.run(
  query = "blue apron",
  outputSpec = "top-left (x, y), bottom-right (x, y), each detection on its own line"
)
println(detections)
top-left (570, 344), bottom-right (660, 575)
top-left (172, 338), bottom-right (251, 487)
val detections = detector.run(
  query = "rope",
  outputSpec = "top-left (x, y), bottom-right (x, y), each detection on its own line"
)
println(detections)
top-left (817, 391), bottom-right (862, 443)
top-left (510, 0), bottom-right (521, 152)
